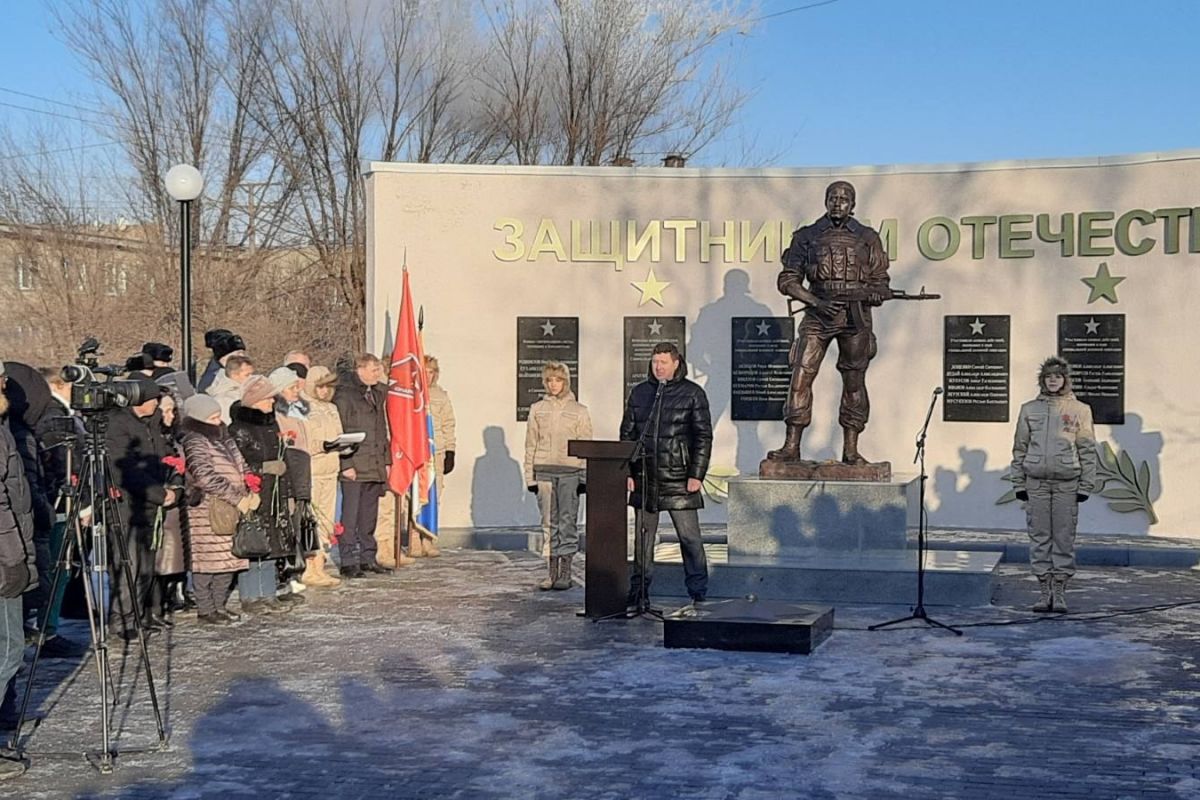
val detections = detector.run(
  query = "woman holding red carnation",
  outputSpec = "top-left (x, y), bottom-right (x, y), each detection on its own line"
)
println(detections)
top-left (229, 375), bottom-right (307, 615)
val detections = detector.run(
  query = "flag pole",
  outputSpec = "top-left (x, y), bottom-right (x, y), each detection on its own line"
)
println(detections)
top-left (408, 304), bottom-right (425, 554)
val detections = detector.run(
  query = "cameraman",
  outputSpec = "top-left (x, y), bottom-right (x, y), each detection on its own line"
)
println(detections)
top-left (25, 368), bottom-right (88, 658)
top-left (104, 378), bottom-right (180, 641)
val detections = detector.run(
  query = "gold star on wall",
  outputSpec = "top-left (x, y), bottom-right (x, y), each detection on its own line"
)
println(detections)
top-left (631, 267), bottom-right (670, 307)
top-left (1082, 262), bottom-right (1125, 304)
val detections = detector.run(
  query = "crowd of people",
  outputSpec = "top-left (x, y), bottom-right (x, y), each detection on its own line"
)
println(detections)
top-left (0, 331), bottom-right (457, 780)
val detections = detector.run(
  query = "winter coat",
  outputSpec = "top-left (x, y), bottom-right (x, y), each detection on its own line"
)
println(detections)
top-left (196, 358), bottom-right (222, 394)
top-left (205, 371), bottom-right (243, 425)
top-left (1011, 389), bottom-right (1098, 493)
top-left (177, 417), bottom-right (250, 574)
top-left (523, 390), bottom-right (592, 485)
top-left (428, 382), bottom-right (456, 455)
top-left (333, 372), bottom-right (389, 482)
top-left (620, 358), bottom-right (713, 512)
top-left (156, 423), bottom-right (187, 576)
top-left (35, 395), bottom-right (82, 501)
top-left (3, 362), bottom-right (56, 530)
top-left (0, 417), bottom-right (37, 597)
top-left (229, 403), bottom-right (299, 559)
top-left (105, 407), bottom-right (176, 536)
top-left (303, 396), bottom-right (344, 478)
top-left (275, 399), bottom-right (311, 455)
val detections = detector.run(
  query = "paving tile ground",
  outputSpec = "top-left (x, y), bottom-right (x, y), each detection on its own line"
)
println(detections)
top-left (5, 549), bottom-right (1200, 799)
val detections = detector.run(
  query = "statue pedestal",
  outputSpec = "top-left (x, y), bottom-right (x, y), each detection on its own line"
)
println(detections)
top-left (649, 477), bottom-right (1001, 607)
top-left (759, 459), bottom-right (892, 482)
top-left (729, 477), bottom-right (910, 559)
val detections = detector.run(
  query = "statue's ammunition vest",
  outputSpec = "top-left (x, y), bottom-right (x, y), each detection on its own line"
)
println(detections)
top-left (804, 225), bottom-right (874, 288)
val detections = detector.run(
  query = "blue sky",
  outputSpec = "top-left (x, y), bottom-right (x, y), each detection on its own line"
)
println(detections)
top-left (1, 0), bottom-right (1197, 169)
top-left (712, 0), bottom-right (1200, 166)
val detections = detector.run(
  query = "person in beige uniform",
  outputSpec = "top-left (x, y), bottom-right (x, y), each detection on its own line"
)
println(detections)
top-left (1011, 356), bottom-right (1097, 613)
top-left (299, 366), bottom-right (343, 586)
top-left (524, 361), bottom-right (592, 590)
top-left (408, 355), bottom-right (456, 558)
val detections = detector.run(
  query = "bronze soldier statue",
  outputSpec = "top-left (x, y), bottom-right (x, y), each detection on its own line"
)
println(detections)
top-left (768, 180), bottom-right (890, 465)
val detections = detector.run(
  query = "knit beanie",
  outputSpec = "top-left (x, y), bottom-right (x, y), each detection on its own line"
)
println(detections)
top-left (183, 394), bottom-right (221, 423)
top-left (268, 367), bottom-right (302, 393)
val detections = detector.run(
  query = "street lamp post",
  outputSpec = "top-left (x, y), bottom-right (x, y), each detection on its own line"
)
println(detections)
top-left (165, 164), bottom-right (204, 384)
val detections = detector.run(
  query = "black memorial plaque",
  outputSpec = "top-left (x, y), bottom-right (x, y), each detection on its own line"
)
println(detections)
top-left (943, 315), bottom-right (1011, 422)
top-left (1058, 314), bottom-right (1125, 424)
top-left (623, 316), bottom-right (685, 399)
top-left (731, 317), bottom-right (794, 421)
top-left (516, 317), bottom-right (579, 421)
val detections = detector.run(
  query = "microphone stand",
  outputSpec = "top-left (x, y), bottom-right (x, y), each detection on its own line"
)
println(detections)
top-left (595, 379), bottom-right (666, 623)
top-left (870, 388), bottom-right (962, 635)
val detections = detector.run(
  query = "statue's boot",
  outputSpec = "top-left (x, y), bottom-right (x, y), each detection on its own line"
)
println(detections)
top-left (842, 428), bottom-right (868, 465)
top-left (767, 424), bottom-right (805, 460)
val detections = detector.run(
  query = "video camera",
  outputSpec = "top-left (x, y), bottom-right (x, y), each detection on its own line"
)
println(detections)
top-left (62, 337), bottom-right (158, 413)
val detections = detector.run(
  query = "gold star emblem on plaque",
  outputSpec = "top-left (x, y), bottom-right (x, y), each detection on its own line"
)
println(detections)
top-left (1082, 262), bottom-right (1125, 304)
top-left (631, 267), bottom-right (670, 307)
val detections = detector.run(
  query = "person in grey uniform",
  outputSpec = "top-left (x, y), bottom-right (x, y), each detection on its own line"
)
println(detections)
top-left (1011, 356), bottom-right (1097, 613)
top-left (524, 362), bottom-right (592, 591)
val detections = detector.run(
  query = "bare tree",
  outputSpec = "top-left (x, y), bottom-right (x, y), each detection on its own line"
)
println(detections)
top-left (9, 0), bottom-right (759, 361)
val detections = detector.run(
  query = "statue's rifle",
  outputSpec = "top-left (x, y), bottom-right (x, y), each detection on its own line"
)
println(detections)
top-left (787, 287), bottom-right (941, 328)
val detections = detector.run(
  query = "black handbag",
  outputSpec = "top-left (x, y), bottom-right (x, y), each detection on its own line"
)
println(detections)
top-left (231, 513), bottom-right (272, 559)
top-left (296, 503), bottom-right (320, 555)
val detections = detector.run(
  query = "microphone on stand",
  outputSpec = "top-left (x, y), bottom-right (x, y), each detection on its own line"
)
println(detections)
top-left (914, 386), bottom-right (943, 464)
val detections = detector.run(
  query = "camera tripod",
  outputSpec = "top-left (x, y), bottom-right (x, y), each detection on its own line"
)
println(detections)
top-left (11, 412), bottom-right (168, 773)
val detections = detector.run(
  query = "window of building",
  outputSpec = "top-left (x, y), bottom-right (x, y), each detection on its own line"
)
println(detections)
top-left (104, 263), bottom-right (128, 296)
top-left (15, 257), bottom-right (37, 291)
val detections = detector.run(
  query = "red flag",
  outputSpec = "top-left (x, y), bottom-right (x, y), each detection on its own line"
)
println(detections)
top-left (386, 268), bottom-right (430, 495)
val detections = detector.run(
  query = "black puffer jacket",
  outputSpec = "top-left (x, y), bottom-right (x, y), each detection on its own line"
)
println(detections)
top-left (620, 357), bottom-right (713, 512)
top-left (333, 372), bottom-right (389, 482)
top-left (0, 417), bottom-right (37, 598)
top-left (229, 403), bottom-right (297, 559)
top-left (105, 407), bottom-right (176, 534)
top-left (3, 362), bottom-right (55, 530)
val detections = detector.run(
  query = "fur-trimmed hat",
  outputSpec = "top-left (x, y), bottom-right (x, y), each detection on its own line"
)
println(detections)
top-left (124, 352), bottom-right (151, 373)
top-left (142, 342), bottom-right (174, 363)
top-left (1037, 355), bottom-right (1072, 392)
top-left (204, 329), bottom-right (245, 361)
top-left (306, 365), bottom-right (337, 387)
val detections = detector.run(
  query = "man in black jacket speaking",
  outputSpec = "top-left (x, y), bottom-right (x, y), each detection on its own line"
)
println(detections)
top-left (620, 342), bottom-right (713, 604)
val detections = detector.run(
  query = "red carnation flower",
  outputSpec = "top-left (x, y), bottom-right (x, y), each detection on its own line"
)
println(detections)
top-left (244, 473), bottom-right (263, 493)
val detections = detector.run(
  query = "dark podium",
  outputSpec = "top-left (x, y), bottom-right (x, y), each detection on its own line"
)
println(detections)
top-left (568, 440), bottom-right (635, 618)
